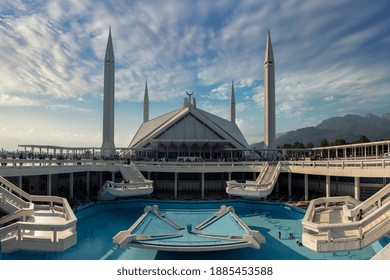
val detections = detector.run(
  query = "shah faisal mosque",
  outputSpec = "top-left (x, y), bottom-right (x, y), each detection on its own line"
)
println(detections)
top-left (100, 28), bottom-right (276, 159)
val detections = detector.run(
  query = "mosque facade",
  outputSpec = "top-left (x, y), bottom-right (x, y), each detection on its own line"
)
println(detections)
top-left (129, 85), bottom-right (250, 161)
top-left (100, 29), bottom-right (276, 161)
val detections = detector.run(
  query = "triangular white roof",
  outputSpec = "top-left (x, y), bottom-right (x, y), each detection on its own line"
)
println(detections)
top-left (129, 108), bottom-right (182, 148)
top-left (128, 105), bottom-right (249, 150)
top-left (197, 108), bottom-right (248, 148)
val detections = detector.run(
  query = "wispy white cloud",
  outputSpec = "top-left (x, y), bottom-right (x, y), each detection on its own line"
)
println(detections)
top-left (0, 94), bottom-right (39, 107)
top-left (324, 96), bottom-right (335, 102)
top-left (0, 12), bottom-right (100, 102)
top-left (201, 102), bottom-right (229, 120)
top-left (236, 103), bottom-right (247, 113)
top-left (0, 0), bottom-right (389, 149)
top-left (45, 104), bottom-right (93, 113)
top-left (236, 116), bottom-right (262, 145)
top-left (275, 63), bottom-right (389, 117)
top-left (252, 85), bottom-right (264, 107)
top-left (209, 83), bottom-right (230, 100)
top-left (0, 108), bottom-right (99, 147)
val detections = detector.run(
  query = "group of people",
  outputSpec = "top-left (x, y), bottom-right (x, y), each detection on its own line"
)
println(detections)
top-left (278, 231), bottom-right (302, 246)
top-left (278, 231), bottom-right (295, 239)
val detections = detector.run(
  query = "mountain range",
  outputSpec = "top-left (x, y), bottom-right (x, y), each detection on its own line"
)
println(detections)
top-left (251, 113), bottom-right (390, 148)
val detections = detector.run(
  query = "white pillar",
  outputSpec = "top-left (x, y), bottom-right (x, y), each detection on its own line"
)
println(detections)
top-left (111, 171), bottom-right (115, 182)
top-left (86, 171), bottom-right (90, 196)
top-left (47, 174), bottom-right (52, 196)
top-left (376, 145), bottom-right (379, 159)
top-left (201, 173), bottom-right (205, 198)
top-left (363, 146), bottom-right (367, 159)
top-left (326, 175), bottom-right (331, 197)
top-left (174, 173), bottom-right (178, 198)
top-left (18, 176), bottom-right (23, 189)
top-left (69, 173), bottom-right (74, 200)
top-left (228, 172), bottom-right (231, 181)
top-left (354, 177), bottom-right (360, 201)
top-left (288, 173), bottom-right (292, 197)
top-left (304, 174), bottom-right (309, 201)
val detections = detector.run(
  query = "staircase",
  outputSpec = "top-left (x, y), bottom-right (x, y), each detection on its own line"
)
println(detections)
top-left (119, 162), bottom-right (145, 183)
top-left (257, 163), bottom-right (278, 185)
top-left (226, 162), bottom-right (281, 198)
top-left (302, 183), bottom-right (390, 253)
top-left (0, 176), bottom-right (77, 253)
top-left (98, 162), bottom-right (153, 200)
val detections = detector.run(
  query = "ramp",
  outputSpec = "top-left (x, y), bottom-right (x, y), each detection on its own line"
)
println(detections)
top-left (302, 183), bottom-right (390, 252)
top-left (226, 162), bottom-right (281, 198)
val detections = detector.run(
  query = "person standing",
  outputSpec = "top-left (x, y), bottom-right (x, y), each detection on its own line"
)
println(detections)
top-left (358, 209), bottom-right (364, 221)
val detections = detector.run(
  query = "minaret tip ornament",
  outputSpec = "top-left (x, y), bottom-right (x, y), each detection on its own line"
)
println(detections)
top-left (186, 90), bottom-right (194, 101)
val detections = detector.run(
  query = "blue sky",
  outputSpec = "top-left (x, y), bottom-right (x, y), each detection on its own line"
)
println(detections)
top-left (0, 0), bottom-right (389, 151)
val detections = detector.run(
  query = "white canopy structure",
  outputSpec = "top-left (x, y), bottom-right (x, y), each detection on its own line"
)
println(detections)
top-left (128, 93), bottom-right (251, 161)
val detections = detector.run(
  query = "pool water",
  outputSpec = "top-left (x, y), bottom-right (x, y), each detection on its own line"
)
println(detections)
top-left (0, 200), bottom-right (381, 260)
top-left (130, 207), bottom-right (251, 248)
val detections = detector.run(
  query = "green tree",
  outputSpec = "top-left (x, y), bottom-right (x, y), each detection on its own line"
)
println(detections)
top-left (282, 143), bottom-right (292, 149)
top-left (333, 138), bottom-right (347, 146)
top-left (293, 142), bottom-right (305, 149)
top-left (357, 135), bottom-right (370, 143)
top-left (320, 138), bottom-right (329, 147)
top-left (306, 142), bottom-right (314, 148)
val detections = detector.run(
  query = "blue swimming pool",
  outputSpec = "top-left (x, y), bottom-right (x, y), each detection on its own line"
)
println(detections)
top-left (0, 200), bottom-right (384, 260)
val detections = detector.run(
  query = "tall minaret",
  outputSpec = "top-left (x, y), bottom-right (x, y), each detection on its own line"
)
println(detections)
top-left (143, 81), bottom-right (149, 123)
top-left (101, 27), bottom-right (115, 156)
top-left (264, 30), bottom-right (276, 150)
top-left (230, 80), bottom-right (236, 124)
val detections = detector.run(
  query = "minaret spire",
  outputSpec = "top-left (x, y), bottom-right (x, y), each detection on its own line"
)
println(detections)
top-left (105, 27), bottom-right (114, 64)
top-left (264, 30), bottom-right (274, 64)
top-left (101, 27), bottom-right (115, 156)
top-left (230, 80), bottom-right (236, 124)
top-left (143, 81), bottom-right (149, 123)
top-left (264, 30), bottom-right (276, 150)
